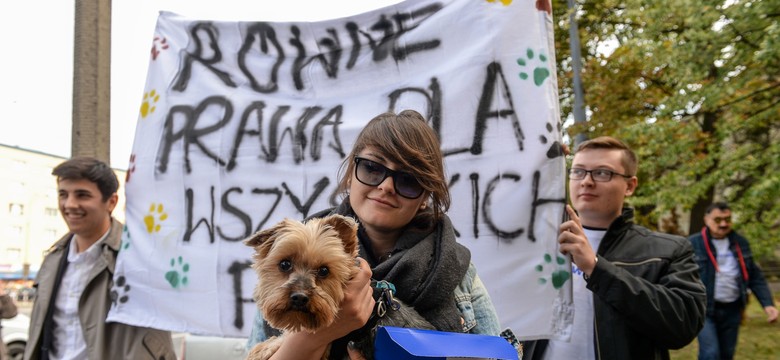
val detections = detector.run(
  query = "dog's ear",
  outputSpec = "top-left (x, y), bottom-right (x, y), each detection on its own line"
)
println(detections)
top-left (244, 219), bottom-right (291, 259)
top-left (322, 215), bottom-right (359, 257)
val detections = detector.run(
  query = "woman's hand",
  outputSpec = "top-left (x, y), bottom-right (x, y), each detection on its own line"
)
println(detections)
top-left (328, 257), bottom-right (376, 338)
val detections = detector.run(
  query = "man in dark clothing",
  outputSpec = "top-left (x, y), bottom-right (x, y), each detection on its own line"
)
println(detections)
top-left (689, 202), bottom-right (777, 360)
top-left (523, 136), bottom-right (706, 360)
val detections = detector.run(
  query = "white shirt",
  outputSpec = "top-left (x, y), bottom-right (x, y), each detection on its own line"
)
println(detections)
top-left (544, 227), bottom-right (605, 360)
top-left (50, 230), bottom-right (109, 360)
top-left (712, 238), bottom-right (740, 303)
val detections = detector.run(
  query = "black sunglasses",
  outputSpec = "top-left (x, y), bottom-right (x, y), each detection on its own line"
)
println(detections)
top-left (353, 157), bottom-right (424, 199)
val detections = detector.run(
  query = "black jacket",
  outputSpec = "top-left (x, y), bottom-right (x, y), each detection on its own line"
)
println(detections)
top-left (524, 208), bottom-right (706, 360)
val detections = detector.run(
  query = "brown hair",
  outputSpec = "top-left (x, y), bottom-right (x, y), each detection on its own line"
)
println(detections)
top-left (574, 136), bottom-right (638, 176)
top-left (52, 156), bottom-right (119, 201)
top-left (337, 110), bottom-right (450, 222)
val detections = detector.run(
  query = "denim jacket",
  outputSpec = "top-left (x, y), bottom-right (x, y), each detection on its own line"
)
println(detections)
top-left (246, 262), bottom-right (501, 348)
top-left (456, 262), bottom-right (502, 335)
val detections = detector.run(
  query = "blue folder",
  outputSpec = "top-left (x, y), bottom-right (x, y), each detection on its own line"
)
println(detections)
top-left (374, 326), bottom-right (519, 360)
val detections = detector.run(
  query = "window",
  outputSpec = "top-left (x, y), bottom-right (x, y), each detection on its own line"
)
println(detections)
top-left (7, 226), bottom-right (24, 239)
top-left (46, 229), bottom-right (59, 242)
top-left (5, 248), bottom-right (21, 261)
top-left (8, 203), bottom-right (24, 216)
top-left (45, 207), bottom-right (59, 217)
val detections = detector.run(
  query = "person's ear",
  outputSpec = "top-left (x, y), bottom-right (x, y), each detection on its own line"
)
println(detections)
top-left (625, 177), bottom-right (638, 196)
top-left (107, 193), bottom-right (119, 213)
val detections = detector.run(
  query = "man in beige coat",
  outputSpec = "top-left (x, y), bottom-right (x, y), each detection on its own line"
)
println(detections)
top-left (24, 156), bottom-right (175, 360)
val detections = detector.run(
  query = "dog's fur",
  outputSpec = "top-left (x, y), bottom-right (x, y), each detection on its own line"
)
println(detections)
top-left (244, 215), bottom-right (434, 360)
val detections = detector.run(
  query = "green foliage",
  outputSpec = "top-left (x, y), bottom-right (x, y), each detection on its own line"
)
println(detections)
top-left (551, 0), bottom-right (780, 258)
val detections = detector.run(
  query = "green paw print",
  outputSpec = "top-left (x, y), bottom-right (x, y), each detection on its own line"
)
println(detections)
top-left (144, 203), bottom-right (168, 233)
top-left (121, 224), bottom-right (131, 251)
top-left (140, 89), bottom-right (160, 119)
top-left (517, 48), bottom-right (550, 86)
top-left (535, 253), bottom-right (570, 289)
top-left (165, 256), bottom-right (189, 288)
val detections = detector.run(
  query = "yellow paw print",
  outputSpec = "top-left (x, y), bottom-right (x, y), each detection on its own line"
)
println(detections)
top-left (140, 90), bottom-right (160, 119)
top-left (144, 203), bottom-right (168, 233)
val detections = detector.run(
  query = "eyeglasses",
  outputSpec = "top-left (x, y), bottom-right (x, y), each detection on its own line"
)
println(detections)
top-left (568, 168), bottom-right (632, 182)
top-left (354, 157), bottom-right (424, 199)
top-left (711, 217), bottom-right (732, 224)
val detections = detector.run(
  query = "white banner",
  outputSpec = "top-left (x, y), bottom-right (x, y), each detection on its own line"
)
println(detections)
top-left (108, 0), bottom-right (572, 340)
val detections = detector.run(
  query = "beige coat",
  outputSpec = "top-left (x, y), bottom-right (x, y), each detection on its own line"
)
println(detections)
top-left (23, 219), bottom-right (176, 360)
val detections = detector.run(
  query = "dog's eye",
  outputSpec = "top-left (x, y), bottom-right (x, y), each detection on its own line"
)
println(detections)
top-left (279, 260), bottom-right (293, 272)
top-left (317, 267), bottom-right (329, 278)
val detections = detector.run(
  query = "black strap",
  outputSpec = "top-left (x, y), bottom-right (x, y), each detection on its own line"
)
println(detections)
top-left (329, 280), bottom-right (400, 358)
top-left (40, 237), bottom-right (72, 360)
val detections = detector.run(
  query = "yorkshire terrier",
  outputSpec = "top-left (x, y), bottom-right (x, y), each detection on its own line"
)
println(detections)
top-left (244, 214), bottom-right (434, 360)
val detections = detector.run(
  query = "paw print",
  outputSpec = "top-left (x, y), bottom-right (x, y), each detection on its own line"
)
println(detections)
top-left (110, 275), bottom-right (131, 307)
top-left (536, 0), bottom-right (552, 14)
top-left (144, 203), bottom-right (168, 233)
top-left (539, 122), bottom-right (565, 159)
top-left (535, 253), bottom-right (570, 289)
top-left (486, 0), bottom-right (512, 5)
top-left (140, 90), bottom-right (160, 119)
top-left (121, 224), bottom-right (131, 251)
top-left (151, 36), bottom-right (169, 60)
top-left (165, 256), bottom-right (190, 288)
top-left (517, 48), bottom-right (550, 86)
top-left (125, 154), bottom-right (137, 183)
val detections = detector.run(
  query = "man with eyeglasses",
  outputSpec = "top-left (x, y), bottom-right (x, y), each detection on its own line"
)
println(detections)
top-left (688, 202), bottom-right (778, 360)
top-left (523, 136), bottom-right (706, 360)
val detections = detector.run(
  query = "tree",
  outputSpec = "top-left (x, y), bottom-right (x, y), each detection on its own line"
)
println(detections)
top-left (551, 0), bottom-right (780, 259)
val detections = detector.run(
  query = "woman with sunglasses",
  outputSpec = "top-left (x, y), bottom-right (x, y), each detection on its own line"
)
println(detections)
top-left (247, 110), bottom-right (503, 360)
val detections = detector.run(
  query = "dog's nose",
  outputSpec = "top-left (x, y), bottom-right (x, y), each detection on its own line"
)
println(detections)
top-left (290, 292), bottom-right (309, 308)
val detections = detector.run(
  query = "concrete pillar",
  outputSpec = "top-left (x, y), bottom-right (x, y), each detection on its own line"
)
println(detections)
top-left (72, 0), bottom-right (111, 164)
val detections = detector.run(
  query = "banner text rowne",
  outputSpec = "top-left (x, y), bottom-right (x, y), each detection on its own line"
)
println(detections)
top-left (172, 3), bottom-right (444, 93)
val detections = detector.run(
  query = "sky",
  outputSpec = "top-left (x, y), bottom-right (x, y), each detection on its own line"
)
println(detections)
top-left (0, 0), bottom-right (402, 169)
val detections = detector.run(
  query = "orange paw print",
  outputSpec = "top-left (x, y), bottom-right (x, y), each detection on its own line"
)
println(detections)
top-left (140, 90), bottom-right (160, 119)
top-left (144, 203), bottom-right (168, 233)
